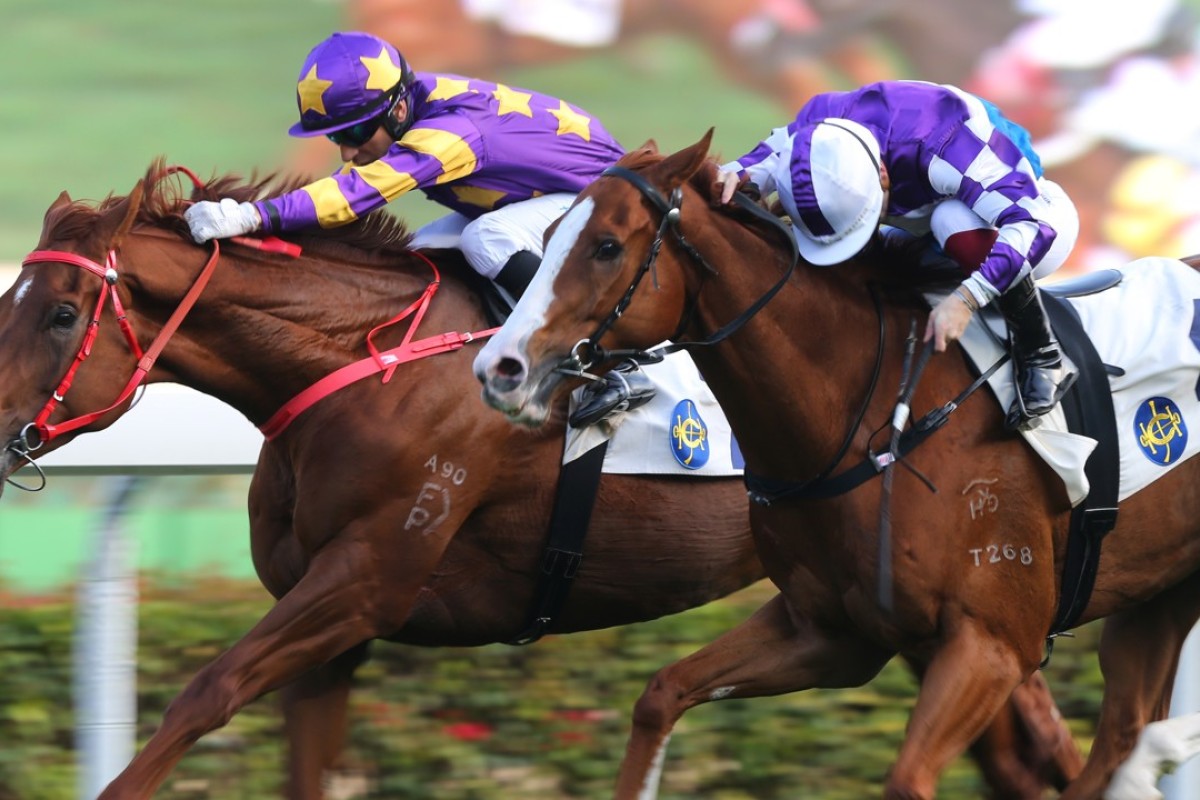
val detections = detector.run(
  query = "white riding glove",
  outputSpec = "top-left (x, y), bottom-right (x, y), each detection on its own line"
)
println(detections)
top-left (185, 199), bottom-right (263, 243)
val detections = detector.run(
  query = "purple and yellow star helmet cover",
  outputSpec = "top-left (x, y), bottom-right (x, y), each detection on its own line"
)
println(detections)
top-left (288, 31), bottom-right (409, 138)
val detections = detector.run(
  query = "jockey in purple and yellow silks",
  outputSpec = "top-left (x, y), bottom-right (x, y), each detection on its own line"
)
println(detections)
top-left (186, 30), bottom-right (652, 425)
top-left (716, 80), bottom-right (1081, 429)
top-left (187, 30), bottom-right (623, 295)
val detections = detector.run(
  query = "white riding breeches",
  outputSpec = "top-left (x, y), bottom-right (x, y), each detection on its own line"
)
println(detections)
top-left (409, 193), bottom-right (578, 279)
top-left (930, 178), bottom-right (1080, 280)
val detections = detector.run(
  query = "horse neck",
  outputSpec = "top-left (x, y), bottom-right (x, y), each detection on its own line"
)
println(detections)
top-left (682, 218), bottom-right (883, 480)
top-left (123, 233), bottom-right (468, 425)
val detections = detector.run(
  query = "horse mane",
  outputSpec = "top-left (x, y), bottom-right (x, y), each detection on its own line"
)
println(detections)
top-left (612, 144), bottom-right (664, 173)
top-left (40, 158), bottom-right (418, 269)
top-left (612, 142), bottom-right (933, 304)
top-left (612, 144), bottom-right (728, 213)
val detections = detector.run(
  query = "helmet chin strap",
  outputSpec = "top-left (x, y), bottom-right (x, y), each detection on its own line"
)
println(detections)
top-left (382, 85), bottom-right (414, 140)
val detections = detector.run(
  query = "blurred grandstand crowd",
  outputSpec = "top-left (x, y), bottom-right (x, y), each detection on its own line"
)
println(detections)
top-left (320, 0), bottom-right (1200, 274)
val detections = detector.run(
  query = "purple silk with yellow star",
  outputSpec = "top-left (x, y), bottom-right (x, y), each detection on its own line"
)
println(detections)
top-left (258, 73), bottom-right (626, 232)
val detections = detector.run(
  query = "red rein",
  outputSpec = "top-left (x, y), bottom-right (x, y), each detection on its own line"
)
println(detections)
top-left (18, 166), bottom-right (496, 451)
top-left (259, 246), bottom-right (499, 440)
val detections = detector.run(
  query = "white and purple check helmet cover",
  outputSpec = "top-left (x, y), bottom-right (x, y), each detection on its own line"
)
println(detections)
top-left (791, 118), bottom-right (885, 266)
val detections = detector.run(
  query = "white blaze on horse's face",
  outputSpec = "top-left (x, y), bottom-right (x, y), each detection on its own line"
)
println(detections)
top-left (12, 278), bottom-right (32, 308)
top-left (508, 196), bottom-right (594, 344)
top-left (478, 197), bottom-right (594, 366)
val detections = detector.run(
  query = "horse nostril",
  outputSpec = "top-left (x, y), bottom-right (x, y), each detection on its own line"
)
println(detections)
top-left (496, 357), bottom-right (524, 380)
top-left (485, 356), bottom-right (527, 395)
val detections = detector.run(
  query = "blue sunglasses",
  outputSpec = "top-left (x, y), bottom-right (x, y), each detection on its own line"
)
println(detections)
top-left (326, 115), bottom-right (383, 147)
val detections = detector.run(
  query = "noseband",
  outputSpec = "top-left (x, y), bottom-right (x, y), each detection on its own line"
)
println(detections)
top-left (557, 165), bottom-right (798, 379)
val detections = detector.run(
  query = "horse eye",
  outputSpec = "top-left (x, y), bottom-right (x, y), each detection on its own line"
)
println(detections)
top-left (594, 239), bottom-right (622, 261)
top-left (50, 305), bottom-right (78, 330)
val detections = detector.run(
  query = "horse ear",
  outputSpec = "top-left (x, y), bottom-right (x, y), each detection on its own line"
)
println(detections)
top-left (107, 179), bottom-right (146, 250)
top-left (36, 191), bottom-right (76, 248)
top-left (636, 139), bottom-right (659, 153)
top-left (650, 128), bottom-right (714, 190)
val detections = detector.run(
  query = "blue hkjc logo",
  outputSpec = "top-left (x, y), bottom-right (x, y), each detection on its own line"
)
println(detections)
top-left (1135, 396), bottom-right (1188, 466)
top-left (670, 399), bottom-right (709, 469)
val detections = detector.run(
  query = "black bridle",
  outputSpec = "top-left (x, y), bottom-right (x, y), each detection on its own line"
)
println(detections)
top-left (556, 165), bottom-right (799, 376)
top-left (554, 165), bottom-right (986, 505)
top-left (556, 164), bottom-right (1011, 615)
top-left (554, 165), bottom-right (891, 500)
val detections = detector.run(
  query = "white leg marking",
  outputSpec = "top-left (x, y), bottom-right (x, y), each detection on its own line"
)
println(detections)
top-left (638, 733), bottom-right (672, 800)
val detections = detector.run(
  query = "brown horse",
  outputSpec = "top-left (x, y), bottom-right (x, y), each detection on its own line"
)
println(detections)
top-left (0, 161), bottom-right (1078, 799)
top-left (474, 133), bottom-right (1200, 799)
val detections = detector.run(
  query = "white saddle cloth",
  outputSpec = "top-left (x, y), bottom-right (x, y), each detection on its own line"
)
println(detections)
top-left (570, 256), bottom-right (1200, 502)
top-left (563, 348), bottom-right (743, 476)
top-left (935, 256), bottom-right (1200, 506)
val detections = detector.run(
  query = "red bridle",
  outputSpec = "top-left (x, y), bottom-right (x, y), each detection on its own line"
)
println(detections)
top-left (13, 164), bottom-right (249, 452)
top-left (17, 239), bottom-right (222, 451)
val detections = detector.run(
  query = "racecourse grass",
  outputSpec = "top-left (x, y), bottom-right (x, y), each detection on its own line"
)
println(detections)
top-left (0, 577), bottom-right (1106, 799)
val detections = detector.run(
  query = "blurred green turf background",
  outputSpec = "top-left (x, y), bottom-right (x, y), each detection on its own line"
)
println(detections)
top-left (0, 0), bottom-right (784, 261)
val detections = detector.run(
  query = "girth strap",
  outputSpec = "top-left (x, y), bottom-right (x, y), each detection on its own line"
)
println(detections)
top-left (507, 440), bottom-right (610, 645)
top-left (1042, 293), bottom-right (1120, 637)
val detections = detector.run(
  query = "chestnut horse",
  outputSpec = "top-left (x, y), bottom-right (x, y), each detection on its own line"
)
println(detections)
top-left (0, 161), bottom-right (1078, 799)
top-left (473, 133), bottom-right (1200, 799)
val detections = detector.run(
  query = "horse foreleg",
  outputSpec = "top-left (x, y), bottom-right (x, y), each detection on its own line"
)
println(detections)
top-left (1063, 573), bottom-right (1200, 800)
top-left (899, 647), bottom-right (1080, 798)
top-left (903, 654), bottom-right (1083, 797)
top-left (615, 593), bottom-right (893, 800)
top-left (967, 671), bottom-right (1084, 797)
top-left (281, 641), bottom-right (372, 800)
top-left (888, 622), bottom-right (1030, 800)
top-left (96, 546), bottom-right (407, 800)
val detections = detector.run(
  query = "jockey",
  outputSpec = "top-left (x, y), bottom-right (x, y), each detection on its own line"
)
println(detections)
top-left (716, 80), bottom-right (1080, 429)
top-left (185, 30), bottom-right (653, 426)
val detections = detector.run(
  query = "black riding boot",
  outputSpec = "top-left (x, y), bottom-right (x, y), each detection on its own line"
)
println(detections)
top-left (569, 359), bottom-right (657, 429)
top-left (998, 275), bottom-right (1078, 429)
top-left (494, 250), bottom-right (542, 301)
